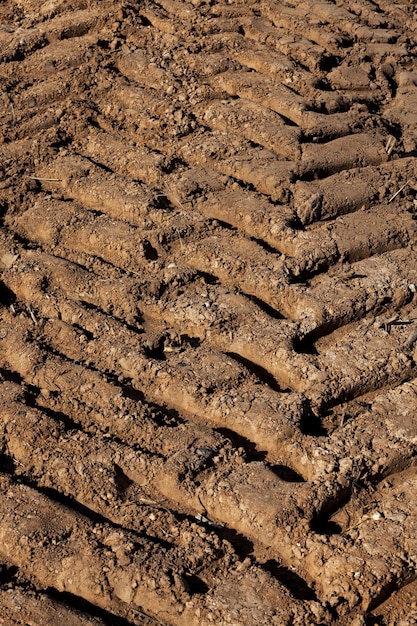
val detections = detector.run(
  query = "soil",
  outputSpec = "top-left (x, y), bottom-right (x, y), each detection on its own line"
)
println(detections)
top-left (0, 0), bottom-right (417, 624)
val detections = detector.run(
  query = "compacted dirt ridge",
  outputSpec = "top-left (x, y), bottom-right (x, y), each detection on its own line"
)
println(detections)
top-left (0, 0), bottom-right (417, 624)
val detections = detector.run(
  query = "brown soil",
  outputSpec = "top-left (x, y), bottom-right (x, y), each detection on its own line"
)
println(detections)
top-left (0, 0), bottom-right (417, 624)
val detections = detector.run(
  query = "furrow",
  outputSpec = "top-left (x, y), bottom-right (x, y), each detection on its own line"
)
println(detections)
top-left (166, 171), bottom-right (295, 252)
top-left (0, 320), bottom-right (322, 543)
top-left (179, 130), bottom-right (297, 202)
top-left (293, 157), bottom-right (417, 226)
top-left (286, 246), bottom-right (417, 333)
top-left (0, 585), bottom-right (106, 626)
top-left (0, 306), bottom-right (224, 461)
top-left (0, 236), bottom-right (312, 396)
top-left (292, 374), bottom-right (417, 482)
top-left (298, 0), bottom-right (399, 42)
top-left (75, 126), bottom-right (169, 187)
top-left (213, 69), bottom-right (376, 140)
top-left (172, 230), bottom-right (288, 305)
top-left (0, 382), bottom-right (167, 519)
top-left (0, 241), bottom-right (147, 325)
top-left (306, 467), bottom-right (417, 611)
top-left (102, 81), bottom-right (196, 146)
top-left (9, 33), bottom-right (99, 78)
top-left (195, 98), bottom-right (302, 161)
top-left (304, 313), bottom-right (416, 407)
top-left (0, 304), bottom-right (305, 455)
top-left (0, 473), bottom-right (318, 626)
top-left (213, 70), bottom-right (313, 129)
top-left (10, 198), bottom-right (169, 276)
top-left (371, 578), bottom-right (417, 625)
top-left (27, 155), bottom-right (165, 229)
top-left (239, 15), bottom-right (330, 72)
top-left (0, 9), bottom-right (99, 61)
top-left (0, 474), bottom-right (192, 625)
top-left (263, 1), bottom-right (349, 51)
top-left (286, 202), bottom-right (417, 276)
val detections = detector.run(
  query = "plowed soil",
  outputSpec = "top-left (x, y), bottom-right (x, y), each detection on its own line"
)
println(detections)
top-left (1, 0), bottom-right (417, 624)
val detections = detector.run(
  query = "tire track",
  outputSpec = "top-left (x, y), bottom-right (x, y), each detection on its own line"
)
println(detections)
top-left (1, 0), bottom-right (417, 622)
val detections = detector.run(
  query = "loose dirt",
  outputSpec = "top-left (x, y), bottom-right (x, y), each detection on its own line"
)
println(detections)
top-left (0, 0), bottom-right (417, 624)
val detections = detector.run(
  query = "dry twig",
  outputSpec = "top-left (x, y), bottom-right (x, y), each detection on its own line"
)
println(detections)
top-left (388, 180), bottom-right (410, 203)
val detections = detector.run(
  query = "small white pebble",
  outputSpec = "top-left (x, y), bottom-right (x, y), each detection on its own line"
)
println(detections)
top-left (409, 284), bottom-right (416, 292)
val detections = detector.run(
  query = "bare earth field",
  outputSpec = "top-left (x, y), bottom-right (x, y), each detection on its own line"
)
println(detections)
top-left (0, 0), bottom-right (417, 624)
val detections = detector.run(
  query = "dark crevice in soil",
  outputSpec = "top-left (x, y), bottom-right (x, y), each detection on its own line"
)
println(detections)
top-left (178, 333), bottom-right (202, 349)
top-left (10, 477), bottom-right (173, 550)
top-left (143, 239), bottom-right (159, 260)
top-left (249, 234), bottom-right (282, 255)
top-left (113, 463), bottom-right (133, 494)
top-left (380, 454), bottom-right (417, 483)
top-left (267, 464), bottom-right (306, 483)
top-left (298, 160), bottom-right (366, 182)
top-left (7, 477), bottom-right (113, 524)
top-left (138, 14), bottom-right (153, 27)
top-left (4, 229), bottom-right (39, 251)
top-left (241, 291), bottom-right (285, 320)
top-left (261, 560), bottom-right (318, 600)
top-left (322, 366), bottom-right (417, 413)
top-left (183, 573), bottom-right (209, 595)
top-left (285, 257), bottom-right (333, 283)
top-left (312, 460), bottom-right (417, 537)
top-left (319, 53), bottom-right (343, 71)
top-left (215, 427), bottom-right (266, 463)
top-left (299, 403), bottom-right (327, 436)
top-left (313, 457), bottom-right (417, 536)
top-left (366, 580), bottom-right (406, 614)
top-left (26, 396), bottom-right (84, 433)
top-left (319, 400), bottom-right (368, 434)
top-left (198, 270), bottom-right (220, 285)
top-left (210, 525), bottom-right (254, 560)
top-left (0, 453), bottom-right (16, 475)
top-left (153, 193), bottom-right (175, 212)
top-left (0, 367), bottom-right (23, 386)
top-left (367, 573), bottom-right (417, 615)
top-left (45, 588), bottom-right (136, 626)
top-left (121, 384), bottom-right (145, 404)
top-left (72, 150), bottom-right (115, 174)
top-left (49, 131), bottom-right (76, 152)
top-left (402, 149), bottom-right (417, 159)
top-left (143, 335), bottom-right (167, 361)
top-left (37, 394), bottom-right (169, 456)
top-left (0, 565), bottom-right (19, 587)
top-left (79, 299), bottom-right (145, 335)
top-left (292, 334), bottom-right (319, 356)
top-left (364, 616), bottom-right (385, 625)
top-left (122, 387), bottom-right (184, 427)
top-left (225, 351), bottom-right (284, 392)
top-left (209, 217), bottom-right (237, 232)
top-left (309, 485), bottom-right (352, 535)
top-left (0, 201), bottom-right (8, 224)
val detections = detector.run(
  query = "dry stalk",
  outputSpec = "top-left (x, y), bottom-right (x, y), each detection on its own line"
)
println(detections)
top-left (388, 180), bottom-right (410, 203)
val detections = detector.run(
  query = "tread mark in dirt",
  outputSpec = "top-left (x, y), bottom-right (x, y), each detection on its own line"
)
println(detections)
top-left (1, 0), bottom-right (417, 624)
